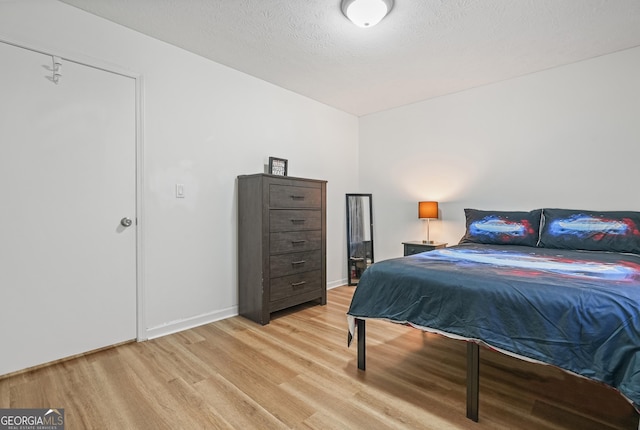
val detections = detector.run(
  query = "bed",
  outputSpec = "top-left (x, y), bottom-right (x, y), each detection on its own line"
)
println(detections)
top-left (347, 208), bottom-right (640, 422)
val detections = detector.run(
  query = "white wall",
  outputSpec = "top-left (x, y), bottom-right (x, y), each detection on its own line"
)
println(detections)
top-left (3, 0), bottom-right (638, 357)
top-left (360, 47), bottom-right (640, 261)
top-left (0, 0), bottom-right (358, 339)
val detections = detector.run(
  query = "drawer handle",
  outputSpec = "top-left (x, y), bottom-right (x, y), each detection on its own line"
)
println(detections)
top-left (290, 219), bottom-right (306, 223)
top-left (291, 281), bottom-right (307, 288)
top-left (291, 240), bottom-right (307, 244)
top-left (291, 260), bottom-right (306, 265)
top-left (290, 195), bottom-right (306, 200)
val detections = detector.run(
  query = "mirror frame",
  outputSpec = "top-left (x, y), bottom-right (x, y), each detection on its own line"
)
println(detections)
top-left (346, 193), bottom-right (374, 286)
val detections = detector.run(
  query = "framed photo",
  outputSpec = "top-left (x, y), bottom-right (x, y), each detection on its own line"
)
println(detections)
top-left (268, 157), bottom-right (288, 176)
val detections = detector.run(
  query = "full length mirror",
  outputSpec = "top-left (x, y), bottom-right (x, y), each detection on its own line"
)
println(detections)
top-left (346, 194), bottom-right (374, 286)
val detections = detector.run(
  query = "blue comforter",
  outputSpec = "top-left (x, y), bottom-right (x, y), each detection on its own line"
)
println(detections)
top-left (347, 243), bottom-right (640, 406)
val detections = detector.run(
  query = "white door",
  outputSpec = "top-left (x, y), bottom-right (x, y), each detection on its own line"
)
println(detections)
top-left (0, 41), bottom-right (137, 375)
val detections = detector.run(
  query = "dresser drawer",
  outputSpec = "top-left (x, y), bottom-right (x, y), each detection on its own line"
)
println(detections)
top-left (270, 230), bottom-right (322, 254)
top-left (270, 270), bottom-right (322, 302)
top-left (270, 250), bottom-right (322, 278)
top-left (403, 242), bottom-right (446, 256)
top-left (270, 184), bottom-right (321, 208)
top-left (404, 245), bottom-right (426, 256)
top-left (270, 209), bottom-right (321, 232)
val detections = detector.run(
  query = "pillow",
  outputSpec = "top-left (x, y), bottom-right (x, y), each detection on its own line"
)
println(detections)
top-left (459, 209), bottom-right (542, 247)
top-left (539, 208), bottom-right (640, 254)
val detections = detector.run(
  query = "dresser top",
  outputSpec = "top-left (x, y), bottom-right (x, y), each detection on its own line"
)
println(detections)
top-left (402, 241), bottom-right (448, 247)
top-left (238, 173), bottom-right (327, 184)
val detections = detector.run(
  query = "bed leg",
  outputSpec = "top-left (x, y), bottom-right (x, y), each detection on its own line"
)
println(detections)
top-left (357, 318), bottom-right (366, 370)
top-left (467, 342), bottom-right (479, 422)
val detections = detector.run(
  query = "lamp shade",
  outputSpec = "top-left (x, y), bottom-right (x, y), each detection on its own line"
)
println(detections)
top-left (418, 201), bottom-right (438, 219)
top-left (341, 0), bottom-right (394, 28)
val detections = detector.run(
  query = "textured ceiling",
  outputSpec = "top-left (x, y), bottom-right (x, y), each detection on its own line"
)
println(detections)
top-left (58, 0), bottom-right (640, 116)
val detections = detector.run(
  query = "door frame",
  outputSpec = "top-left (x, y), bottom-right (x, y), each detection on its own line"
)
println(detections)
top-left (0, 35), bottom-right (147, 341)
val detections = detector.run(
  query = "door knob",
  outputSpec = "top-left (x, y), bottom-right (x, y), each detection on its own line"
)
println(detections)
top-left (120, 217), bottom-right (133, 227)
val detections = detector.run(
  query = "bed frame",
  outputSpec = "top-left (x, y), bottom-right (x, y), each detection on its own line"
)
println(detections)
top-left (349, 235), bottom-right (640, 424)
top-left (354, 317), bottom-right (481, 422)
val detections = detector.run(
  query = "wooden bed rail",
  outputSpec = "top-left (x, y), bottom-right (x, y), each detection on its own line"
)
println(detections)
top-left (354, 318), bottom-right (480, 422)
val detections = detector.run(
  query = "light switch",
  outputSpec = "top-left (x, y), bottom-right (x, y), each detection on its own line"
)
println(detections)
top-left (176, 183), bottom-right (185, 198)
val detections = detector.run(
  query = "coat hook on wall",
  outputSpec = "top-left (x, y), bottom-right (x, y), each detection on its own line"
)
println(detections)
top-left (52, 56), bottom-right (62, 84)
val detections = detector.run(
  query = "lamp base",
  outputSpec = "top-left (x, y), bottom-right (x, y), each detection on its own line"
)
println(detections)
top-left (422, 240), bottom-right (435, 244)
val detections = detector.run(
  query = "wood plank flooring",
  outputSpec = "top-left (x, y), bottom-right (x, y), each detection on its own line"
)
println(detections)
top-left (1, 286), bottom-right (637, 429)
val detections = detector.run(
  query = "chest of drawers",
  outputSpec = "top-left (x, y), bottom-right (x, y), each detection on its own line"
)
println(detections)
top-left (237, 174), bottom-right (327, 324)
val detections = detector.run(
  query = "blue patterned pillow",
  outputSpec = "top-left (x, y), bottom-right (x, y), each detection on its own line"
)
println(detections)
top-left (539, 209), bottom-right (640, 254)
top-left (460, 209), bottom-right (542, 247)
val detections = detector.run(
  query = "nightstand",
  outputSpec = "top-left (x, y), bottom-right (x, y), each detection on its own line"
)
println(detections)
top-left (402, 241), bottom-right (447, 256)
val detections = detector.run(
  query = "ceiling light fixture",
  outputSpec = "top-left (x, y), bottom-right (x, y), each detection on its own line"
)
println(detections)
top-left (341, 0), bottom-right (394, 28)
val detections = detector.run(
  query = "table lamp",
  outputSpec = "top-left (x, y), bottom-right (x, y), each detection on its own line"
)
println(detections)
top-left (418, 201), bottom-right (438, 244)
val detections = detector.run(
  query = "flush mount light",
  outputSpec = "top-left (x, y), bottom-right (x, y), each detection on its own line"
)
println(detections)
top-left (341, 0), bottom-right (394, 28)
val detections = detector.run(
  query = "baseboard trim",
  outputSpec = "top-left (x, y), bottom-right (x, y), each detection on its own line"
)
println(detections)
top-left (145, 306), bottom-right (238, 340)
top-left (146, 281), bottom-right (348, 340)
top-left (327, 279), bottom-right (348, 290)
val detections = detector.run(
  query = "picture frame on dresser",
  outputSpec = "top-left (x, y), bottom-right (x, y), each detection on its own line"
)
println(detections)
top-left (268, 157), bottom-right (288, 176)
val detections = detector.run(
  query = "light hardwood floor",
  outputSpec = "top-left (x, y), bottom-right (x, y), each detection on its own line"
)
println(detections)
top-left (1, 286), bottom-right (637, 429)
